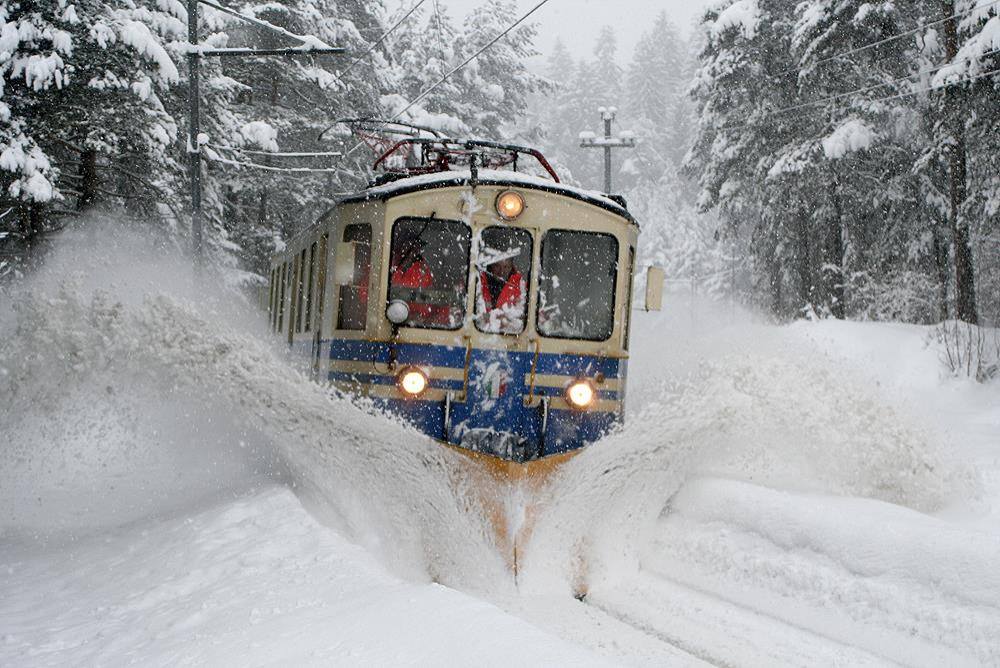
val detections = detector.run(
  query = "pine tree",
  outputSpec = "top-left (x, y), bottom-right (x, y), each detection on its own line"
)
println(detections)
top-left (0, 0), bottom-right (184, 249)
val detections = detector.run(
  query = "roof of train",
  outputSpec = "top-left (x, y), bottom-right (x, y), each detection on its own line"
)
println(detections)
top-left (337, 169), bottom-right (638, 226)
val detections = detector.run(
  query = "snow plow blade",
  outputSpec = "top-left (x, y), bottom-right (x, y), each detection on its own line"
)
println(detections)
top-left (444, 443), bottom-right (584, 589)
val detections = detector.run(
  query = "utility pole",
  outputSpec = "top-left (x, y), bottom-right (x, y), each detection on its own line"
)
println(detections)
top-left (940, 0), bottom-right (977, 324)
top-left (187, 0), bottom-right (202, 262)
top-left (579, 107), bottom-right (636, 193)
top-left (186, 0), bottom-right (345, 264)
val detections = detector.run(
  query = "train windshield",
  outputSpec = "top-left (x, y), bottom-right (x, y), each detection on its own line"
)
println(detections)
top-left (475, 227), bottom-right (532, 335)
top-left (537, 230), bottom-right (618, 341)
top-left (389, 217), bottom-right (471, 330)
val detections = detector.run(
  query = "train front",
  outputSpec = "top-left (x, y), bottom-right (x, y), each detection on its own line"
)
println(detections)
top-left (328, 170), bottom-right (639, 475)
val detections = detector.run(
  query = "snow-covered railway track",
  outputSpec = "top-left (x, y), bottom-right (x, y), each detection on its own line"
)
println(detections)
top-left (586, 573), bottom-right (892, 667)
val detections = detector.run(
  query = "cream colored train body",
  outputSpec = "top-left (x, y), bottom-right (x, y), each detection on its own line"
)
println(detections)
top-left (266, 169), bottom-right (640, 474)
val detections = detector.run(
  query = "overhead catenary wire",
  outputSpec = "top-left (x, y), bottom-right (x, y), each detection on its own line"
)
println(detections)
top-left (848, 63), bottom-right (1000, 106)
top-left (709, 64), bottom-right (1000, 132)
top-left (778, 0), bottom-right (1000, 76)
top-left (337, 0), bottom-right (429, 80)
top-left (773, 47), bottom-right (1000, 115)
top-left (341, 0), bottom-right (553, 158)
top-left (389, 0), bottom-right (552, 123)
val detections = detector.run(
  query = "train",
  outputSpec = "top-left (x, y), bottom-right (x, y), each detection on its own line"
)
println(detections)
top-left (265, 120), bottom-right (661, 481)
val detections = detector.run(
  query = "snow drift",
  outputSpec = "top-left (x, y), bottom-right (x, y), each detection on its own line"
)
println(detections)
top-left (0, 219), bottom-right (975, 600)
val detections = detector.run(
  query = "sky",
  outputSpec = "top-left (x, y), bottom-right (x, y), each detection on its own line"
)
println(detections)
top-left (429, 0), bottom-right (717, 65)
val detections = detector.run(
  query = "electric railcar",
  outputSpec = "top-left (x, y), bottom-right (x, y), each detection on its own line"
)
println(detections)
top-left (265, 121), bottom-right (658, 476)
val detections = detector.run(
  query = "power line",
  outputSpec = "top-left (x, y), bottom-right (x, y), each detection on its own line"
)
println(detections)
top-left (710, 64), bottom-right (1000, 132)
top-left (342, 0), bottom-right (553, 159)
top-left (866, 63), bottom-right (1000, 105)
top-left (780, 0), bottom-right (1000, 76)
top-left (389, 0), bottom-right (551, 123)
top-left (773, 47), bottom-right (1000, 115)
top-left (338, 0), bottom-right (429, 80)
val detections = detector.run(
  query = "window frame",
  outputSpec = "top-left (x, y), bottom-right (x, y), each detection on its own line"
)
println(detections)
top-left (305, 241), bottom-right (316, 333)
top-left (473, 225), bottom-right (534, 336)
top-left (269, 267), bottom-right (278, 329)
top-left (388, 216), bottom-right (472, 332)
top-left (335, 223), bottom-right (372, 332)
top-left (295, 248), bottom-right (307, 333)
top-left (535, 228), bottom-right (620, 343)
top-left (277, 262), bottom-right (288, 333)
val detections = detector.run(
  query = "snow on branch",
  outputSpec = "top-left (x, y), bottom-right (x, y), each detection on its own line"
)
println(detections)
top-left (196, 0), bottom-right (334, 50)
top-left (822, 119), bottom-right (876, 159)
top-left (711, 0), bottom-right (760, 42)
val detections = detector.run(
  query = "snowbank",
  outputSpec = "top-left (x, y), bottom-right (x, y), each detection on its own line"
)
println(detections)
top-left (0, 487), bottom-right (608, 666)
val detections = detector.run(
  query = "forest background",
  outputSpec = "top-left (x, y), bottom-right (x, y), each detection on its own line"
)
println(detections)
top-left (2, 0), bottom-right (998, 325)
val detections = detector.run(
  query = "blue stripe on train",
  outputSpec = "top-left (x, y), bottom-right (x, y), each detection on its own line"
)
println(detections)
top-left (320, 337), bottom-right (624, 459)
top-left (329, 339), bottom-right (468, 368)
top-left (325, 339), bottom-right (621, 375)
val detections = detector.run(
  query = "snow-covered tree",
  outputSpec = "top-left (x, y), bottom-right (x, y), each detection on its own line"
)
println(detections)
top-left (1, 0), bottom-right (184, 247)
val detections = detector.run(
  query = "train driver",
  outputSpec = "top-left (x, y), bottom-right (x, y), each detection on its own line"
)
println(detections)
top-left (478, 245), bottom-right (526, 334)
top-left (389, 229), bottom-right (458, 326)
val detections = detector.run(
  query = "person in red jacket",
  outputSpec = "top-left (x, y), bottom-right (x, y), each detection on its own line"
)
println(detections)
top-left (390, 235), bottom-right (435, 321)
top-left (390, 232), bottom-right (462, 327)
top-left (479, 252), bottom-right (526, 334)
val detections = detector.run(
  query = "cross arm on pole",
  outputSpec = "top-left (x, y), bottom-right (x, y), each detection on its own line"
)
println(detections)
top-left (199, 46), bottom-right (346, 57)
top-left (580, 137), bottom-right (636, 149)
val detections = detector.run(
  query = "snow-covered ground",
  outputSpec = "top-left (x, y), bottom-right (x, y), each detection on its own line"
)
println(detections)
top-left (2, 224), bottom-right (999, 666)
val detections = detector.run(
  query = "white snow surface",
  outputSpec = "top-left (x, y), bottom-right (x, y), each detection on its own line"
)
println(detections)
top-left (2, 222), bottom-right (999, 666)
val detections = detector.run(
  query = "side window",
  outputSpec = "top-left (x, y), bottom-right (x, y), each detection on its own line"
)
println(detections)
top-left (277, 262), bottom-right (287, 333)
top-left (305, 242), bottom-right (316, 333)
top-left (315, 234), bottom-right (328, 334)
top-left (474, 226), bottom-right (532, 335)
top-left (296, 248), bottom-right (307, 333)
top-left (337, 224), bottom-right (372, 331)
top-left (269, 267), bottom-right (277, 329)
top-left (537, 230), bottom-right (618, 341)
top-left (388, 217), bottom-right (471, 330)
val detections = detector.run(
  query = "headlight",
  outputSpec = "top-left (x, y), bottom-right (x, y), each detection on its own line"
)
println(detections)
top-left (495, 191), bottom-right (525, 220)
top-left (397, 368), bottom-right (428, 396)
top-left (386, 299), bottom-right (410, 325)
top-left (565, 379), bottom-right (596, 409)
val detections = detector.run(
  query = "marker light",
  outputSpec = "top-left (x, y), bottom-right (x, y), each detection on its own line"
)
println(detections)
top-left (496, 191), bottom-right (525, 220)
top-left (565, 379), bottom-right (596, 409)
top-left (398, 368), bottom-right (428, 396)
